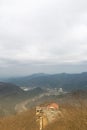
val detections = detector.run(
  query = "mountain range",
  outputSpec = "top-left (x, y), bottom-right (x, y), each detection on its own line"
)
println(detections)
top-left (3, 72), bottom-right (87, 91)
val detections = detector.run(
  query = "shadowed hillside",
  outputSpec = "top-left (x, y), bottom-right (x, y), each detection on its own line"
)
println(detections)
top-left (0, 82), bottom-right (23, 98)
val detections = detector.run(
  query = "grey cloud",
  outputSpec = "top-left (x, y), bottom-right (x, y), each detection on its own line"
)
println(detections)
top-left (0, 61), bottom-right (87, 78)
top-left (0, 0), bottom-right (87, 77)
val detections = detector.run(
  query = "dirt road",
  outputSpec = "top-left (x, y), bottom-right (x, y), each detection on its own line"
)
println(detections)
top-left (15, 94), bottom-right (45, 113)
top-left (15, 99), bottom-right (30, 113)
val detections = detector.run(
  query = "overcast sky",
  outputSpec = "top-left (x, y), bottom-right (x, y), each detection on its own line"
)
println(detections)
top-left (0, 0), bottom-right (87, 77)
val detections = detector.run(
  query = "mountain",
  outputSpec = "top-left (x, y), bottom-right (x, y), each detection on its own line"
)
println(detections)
top-left (0, 82), bottom-right (44, 116)
top-left (3, 73), bottom-right (49, 87)
top-left (4, 72), bottom-right (87, 91)
top-left (0, 82), bottom-right (23, 98)
top-left (0, 81), bottom-right (44, 97)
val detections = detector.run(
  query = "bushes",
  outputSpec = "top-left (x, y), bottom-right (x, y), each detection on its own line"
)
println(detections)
top-left (0, 103), bottom-right (87, 130)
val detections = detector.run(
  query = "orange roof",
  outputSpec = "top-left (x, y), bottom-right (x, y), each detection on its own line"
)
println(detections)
top-left (47, 103), bottom-right (59, 109)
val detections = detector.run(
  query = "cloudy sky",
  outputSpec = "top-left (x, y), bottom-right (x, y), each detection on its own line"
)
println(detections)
top-left (0, 0), bottom-right (87, 77)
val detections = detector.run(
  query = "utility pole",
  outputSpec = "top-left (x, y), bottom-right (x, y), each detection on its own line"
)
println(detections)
top-left (36, 106), bottom-right (43, 130)
top-left (40, 116), bottom-right (43, 130)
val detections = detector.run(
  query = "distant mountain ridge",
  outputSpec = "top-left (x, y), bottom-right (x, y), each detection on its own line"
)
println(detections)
top-left (2, 72), bottom-right (87, 91)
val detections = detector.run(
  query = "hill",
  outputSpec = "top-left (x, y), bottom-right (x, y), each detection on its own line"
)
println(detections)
top-left (0, 101), bottom-right (87, 130)
top-left (0, 82), bottom-right (44, 116)
top-left (0, 82), bottom-right (23, 98)
top-left (4, 72), bottom-right (87, 91)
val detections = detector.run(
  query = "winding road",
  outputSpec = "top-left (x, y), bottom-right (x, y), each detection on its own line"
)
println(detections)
top-left (15, 94), bottom-right (45, 113)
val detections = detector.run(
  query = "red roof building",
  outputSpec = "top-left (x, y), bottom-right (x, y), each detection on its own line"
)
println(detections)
top-left (47, 103), bottom-right (59, 110)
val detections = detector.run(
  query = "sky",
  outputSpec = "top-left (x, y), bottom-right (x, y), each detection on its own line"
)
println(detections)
top-left (0, 0), bottom-right (87, 77)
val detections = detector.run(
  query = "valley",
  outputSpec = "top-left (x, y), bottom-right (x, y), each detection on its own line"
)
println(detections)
top-left (0, 73), bottom-right (87, 130)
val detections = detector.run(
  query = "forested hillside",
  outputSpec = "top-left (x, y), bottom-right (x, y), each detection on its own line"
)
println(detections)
top-left (5, 72), bottom-right (87, 91)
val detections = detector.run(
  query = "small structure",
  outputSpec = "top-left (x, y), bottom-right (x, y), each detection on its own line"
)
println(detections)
top-left (36, 106), bottom-right (48, 130)
top-left (58, 88), bottom-right (63, 93)
top-left (36, 106), bottom-right (43, 116)
top-left (47, 103), bottom-right (59, 110)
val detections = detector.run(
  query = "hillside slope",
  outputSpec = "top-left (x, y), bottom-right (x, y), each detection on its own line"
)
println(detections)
top-left (0, 103), bottom-right (87, 130)
top-left (0, 109), bottom-right (38, 130)
top-left (0, 82), bottom-right (23, 98)
top-left (0, 82), bottom-right (44, 116)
